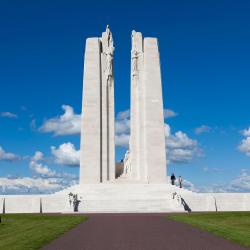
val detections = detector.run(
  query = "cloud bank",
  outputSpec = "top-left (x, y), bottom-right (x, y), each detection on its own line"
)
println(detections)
top-left (194, 125), bottom-right (211, 135)
top-left (165, 124), bottom-right (199, 164)
top-left (0, 112), bottom-right (18, 119)
top-left (238, 126), bottom-right (250, 156)
top-left (51, 142), bottom-right (80, 166)
top-left (0, 146), bottom-right (20, 161)
top-left (39, 105), bottom-right (81, 136)
top-left (115, 110), bottom-right (199, 163)
top-left (29, 151), bottom-right (57, 177)
top-left (164, 109), bottom-right (178, 119)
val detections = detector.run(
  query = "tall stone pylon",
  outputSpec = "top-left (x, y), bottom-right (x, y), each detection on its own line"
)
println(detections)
top-left (80, 26), bottom-right (115, 184)
top-left (129, 31), bottom-right (167, 183)
top-left (130, 31), bottom-right (144, 181)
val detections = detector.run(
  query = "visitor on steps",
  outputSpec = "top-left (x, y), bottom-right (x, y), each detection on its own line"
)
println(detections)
top-left (179, 176), bottom-right (183, 188)
top-left (170, 173), bottom-right (176, 185)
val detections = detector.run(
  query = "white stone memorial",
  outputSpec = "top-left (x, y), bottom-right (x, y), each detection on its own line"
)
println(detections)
top-left (122, 31), bottom-right (167, 183)
top-left (79, 27), bottom-right (167, 185)
top-left (1, 26), bottom-right (250, 213)
top-left (80, 25), bottom-right (115, 184)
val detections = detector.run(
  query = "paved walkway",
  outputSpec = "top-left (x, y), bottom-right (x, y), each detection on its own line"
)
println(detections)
top-left (42, 214), bottom-right (249, 250)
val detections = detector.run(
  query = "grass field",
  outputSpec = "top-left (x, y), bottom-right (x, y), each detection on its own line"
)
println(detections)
top-left (0, 214), bottom-right (88, 250)
top-left (168, 212), bottom-right (250, 248)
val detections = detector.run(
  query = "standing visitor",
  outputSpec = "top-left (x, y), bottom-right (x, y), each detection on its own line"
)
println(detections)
top-left (170, 173), bottom-right (176, 185)
top-left (179, 176), bottom-right (183, 188)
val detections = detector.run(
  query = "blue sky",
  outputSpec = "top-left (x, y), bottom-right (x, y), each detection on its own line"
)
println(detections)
top-left (0, 0), bottom-right (250, 193)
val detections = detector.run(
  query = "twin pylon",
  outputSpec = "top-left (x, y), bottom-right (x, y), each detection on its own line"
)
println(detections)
top-left (80, 26), bottom-right (166, 184)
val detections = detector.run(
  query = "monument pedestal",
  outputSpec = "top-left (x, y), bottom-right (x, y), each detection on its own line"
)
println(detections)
top-left (55, 183), bottom-right (192, 213)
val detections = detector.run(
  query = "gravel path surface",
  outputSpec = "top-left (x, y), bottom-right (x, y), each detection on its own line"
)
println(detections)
top-left (42, 213), bottom-right (249, 250)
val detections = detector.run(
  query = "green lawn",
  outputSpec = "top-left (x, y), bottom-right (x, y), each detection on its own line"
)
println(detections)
top-left (0, 214), bottom-right (88, 250)
top-left (168, 212), bottom-right (250, 248)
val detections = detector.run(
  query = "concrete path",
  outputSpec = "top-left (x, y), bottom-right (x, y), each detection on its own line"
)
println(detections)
top-left (42, 214), bottom-right (249, 250)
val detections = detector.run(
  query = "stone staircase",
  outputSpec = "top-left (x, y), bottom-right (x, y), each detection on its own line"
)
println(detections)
top-left (56, 183), bottom-right (192, 213)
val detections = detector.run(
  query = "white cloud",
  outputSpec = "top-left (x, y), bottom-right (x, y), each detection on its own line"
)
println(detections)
top-left (32, 151), bottom-right (43, 161)
top-left (202, 167), bottom-right (222, 173)
top-left (182, 179), bottom-right (197, 192)
top-left (0, 146), bottom-right (20, 161)
top-left (167, 148), bottom-right (195, 163)
top-left (115, 119), bottom-right (130, 135)
top-left (51, 142), bottom-right (80, 166)
top-left (188, 169), bottom-right (250, 193)
top-left (0, 175), bottom-right (77, 194)
top-left (238, 137), bottom-right (250, 156)
top-left (164, 109), bottom-right (178, 119)
top-left (212, 169), bottom-right (250, 193)
top-left (117, 110), bottom-right (130, 120)
top-left (0, 144), bottom-right (79, 194)
top-left (39, 105), bottom-right (81, 136)
top-left (171, 170), bottom-right (250, 193)
top-left (0, 112), bottom-right (18, 119)
top-left (242, 127), bottom-right (250, 137)
top-left (115, 110), bottom-right (130, 147)
top-left (164, 124), bottom-right (171, 137)
top-left (29, 151), bottom-right (56, 177)
top-left (168, 129), bottom-right (200, 162)
top-left (115, 134), bottom-right (130, 148)
top-left (167, 131), bottom-right (197, 149)
top-left (166, 129), bottom-right (199, 164)
top-left (238, 127), bottom-right (250, 157)
top-left (0, 150), bottom-right (79, 194)
top-left (0, 148), bottom-right (78, 194)
top-left (0, 177), bottom-right (61, 194)
top-left (115, 110), bottom-right (130, 135)
top-left (194, 125), bottom-right (211, 135)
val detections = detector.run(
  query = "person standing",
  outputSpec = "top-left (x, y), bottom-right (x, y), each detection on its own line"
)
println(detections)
top-left (170, 173), bottom-right (176, 185)
top-left (179, 176), bottom-right (183, 188)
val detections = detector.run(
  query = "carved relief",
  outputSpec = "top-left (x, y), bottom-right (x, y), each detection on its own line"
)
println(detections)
top-left (123, 150), bottom-right (132, 175)
top-left (131, 30), bottom-right (139, 78)
top-left (104, 25), bottom-right (115, 84)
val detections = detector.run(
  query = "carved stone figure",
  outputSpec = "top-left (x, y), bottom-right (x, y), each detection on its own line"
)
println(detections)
top-left (131, 30), bottom-right (136, 51)
top-left (123, 150), bottom-right (131, 175)
top-left (106, 25), bottom-right (113, 48)
top-left (73, 194), bottom-right (81, 212)
top-left (131, 50), bottom-right (138, 77)
top-left (131, 30), bottom-right (138, 78)
top-left (68, 192), bottom-right (81, 212)
top-left (105, 46), bottom-right (114, 81)
top-left (104, 25), bottom-right (115, 82)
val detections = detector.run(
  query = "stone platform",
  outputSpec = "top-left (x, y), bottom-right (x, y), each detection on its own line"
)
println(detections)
top-left (1, 183), bottom-right (250, 213)
top-left (0, 183), bottom-right (191, 213)
top-left (56, 183), bottom-right (192, 213)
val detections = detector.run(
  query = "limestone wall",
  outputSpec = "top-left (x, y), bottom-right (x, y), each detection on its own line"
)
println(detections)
top-left (0, 195), bottom-right (68, 213)
top-left (1, 190), bottom-right (250, 213)
top-left (182, 193), bottom-right (250, 212)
